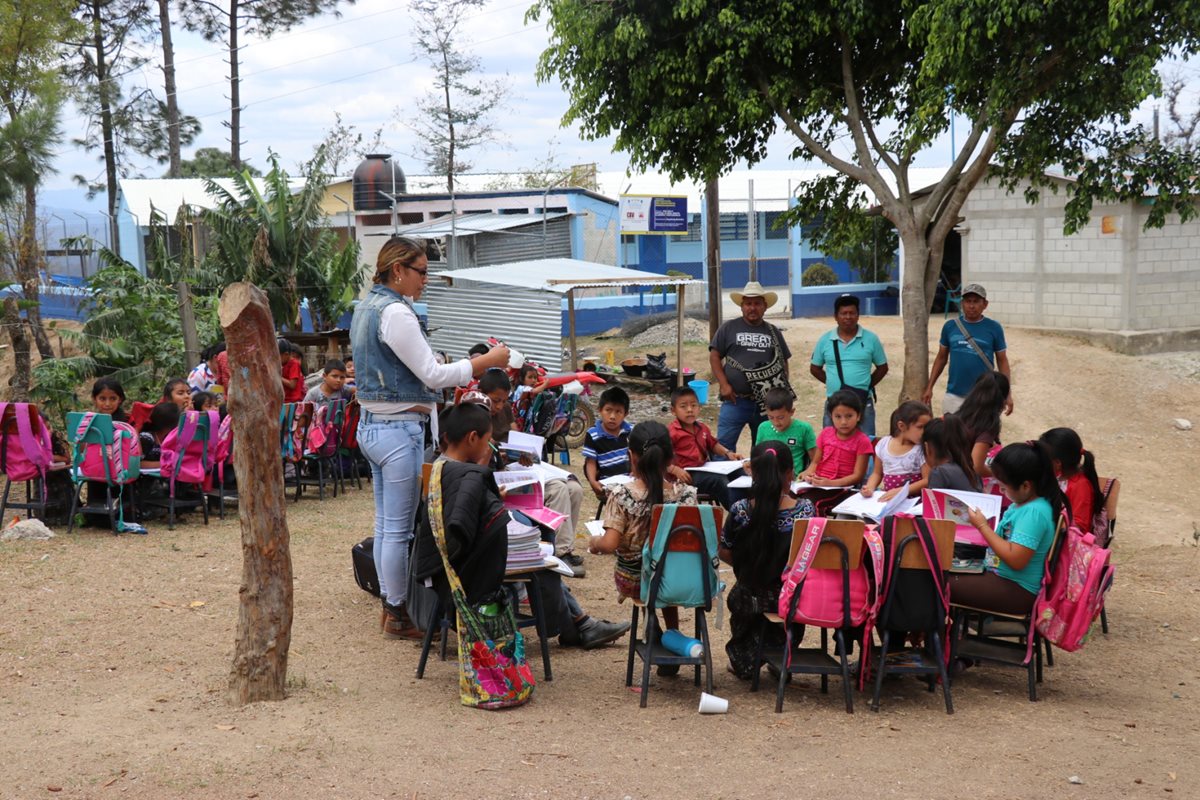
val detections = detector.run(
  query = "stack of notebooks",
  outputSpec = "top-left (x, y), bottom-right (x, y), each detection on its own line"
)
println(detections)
top-left (505, 516), bottom-right (544, 572)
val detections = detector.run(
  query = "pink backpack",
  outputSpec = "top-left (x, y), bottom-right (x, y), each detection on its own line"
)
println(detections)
top-left (213, 414), bottom-right (234, 480)
top-left (1034, 520), bottom-right (1114, 653)
top-left (304, 404), bottom-right (338, 457)
top-left (778, 518), bottom-right (884, 629)
top-left (0, 403), bottom-right (54, 484)
top-left (72, 412), bottom-right (142, 485)
top-left (160, 410), bottom-right (219, 491)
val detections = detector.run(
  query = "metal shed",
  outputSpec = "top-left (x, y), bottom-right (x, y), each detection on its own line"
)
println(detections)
top-left (424, 259), bottom-right (704, 372)
top-left (397, 212), bottom-right (572, 268)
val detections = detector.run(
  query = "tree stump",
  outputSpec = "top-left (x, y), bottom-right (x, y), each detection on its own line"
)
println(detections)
top-left (220, 282), bottom-right (293, 705)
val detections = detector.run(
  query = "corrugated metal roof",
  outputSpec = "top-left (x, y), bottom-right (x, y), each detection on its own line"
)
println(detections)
top-left (437, 258), bottom-right (704, 294)
top-left (424, 282), bottom-right (565, 370)
top-left (397, 212), bottom-right (569, 237)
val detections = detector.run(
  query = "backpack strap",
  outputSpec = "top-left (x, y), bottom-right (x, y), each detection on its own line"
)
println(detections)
top-left (280, 403), bottom-right (297, 460)
top-left (645, 503), bottom-right (679, 577)
top-left (71, 412), bottom-right (100, 480)
top-left (13, 405), bottom-right (51, 500)
top-left (202, 410), bottom-right (220, 469)
top-left (953, 316), bottom-right (994, 370)
top-left (166, 412), bottom-right (200, 492)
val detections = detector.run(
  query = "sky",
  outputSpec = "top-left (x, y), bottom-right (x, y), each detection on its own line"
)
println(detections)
top-left (42, 0), bottom-right (1200, 229)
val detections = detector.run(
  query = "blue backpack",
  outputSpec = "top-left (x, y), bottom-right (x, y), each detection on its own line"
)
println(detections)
top-left (640, 504), bottom-right (723, 609)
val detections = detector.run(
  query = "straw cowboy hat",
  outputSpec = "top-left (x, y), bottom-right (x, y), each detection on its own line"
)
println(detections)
top-left (731, 280), bottom-right (778, 309)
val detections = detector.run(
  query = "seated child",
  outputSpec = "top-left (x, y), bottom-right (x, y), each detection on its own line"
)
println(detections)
top-left (480, 370), bottom-right (585, 572)
top-left (953, 370), bottom-right (1010, 479)
top-left (91, 377), bottom-right (129, 423)
top-left (161, 378), bottom-right (192, 412)
top-left (952, 443), bottom-right (1062, 616)
top-left (303, 359), bottom-right (353, 410)
top-left (590, 420), bottom-right (697, 671)
top-left (861, 400), bottom-right (932, 500)
top-left (280, 340), bottom-right (305, 404)
top-left (923, 415), bottom-right (983, 492)
top-left (342, 355), bottom-right (356, 394)
top-left (512, 364), bottom-right (549, 430)
top-left (139, 402), bottom-right (181, 468)
top-left (187, 343), bottom-right (222, 394)
top-left (666, 385), bottom-right (743, 509)
top-left (798, 389), bottom-right (872, 488)
top-left (719, 442), bottom-right (815, 679)
top-left (1038, 427), bottom-right (1104, 534)
top-left (755, 387), bottom-right (816, 472)
top-left (411, 402), bottom-right (510, 615)
top-left (191, 391), bottom-right (218, 413)
top-left (582, 386), bottom-right (633, 499)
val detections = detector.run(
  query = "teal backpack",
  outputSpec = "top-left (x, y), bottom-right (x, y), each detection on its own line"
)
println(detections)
top-left (640, 504), bottom-right (722, 609)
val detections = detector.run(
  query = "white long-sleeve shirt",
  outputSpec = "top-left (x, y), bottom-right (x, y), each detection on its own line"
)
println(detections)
top-left (359, 300), bottom-right (472, 416)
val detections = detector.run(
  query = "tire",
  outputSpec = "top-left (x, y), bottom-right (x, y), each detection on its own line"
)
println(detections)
top-left (566, 399), bottom-right (594, 449)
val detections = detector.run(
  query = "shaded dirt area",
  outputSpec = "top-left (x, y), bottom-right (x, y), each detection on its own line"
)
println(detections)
top-left (1, 317), bottom-right (1198, 799)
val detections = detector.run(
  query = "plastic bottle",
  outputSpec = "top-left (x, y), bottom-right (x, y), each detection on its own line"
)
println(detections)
top-left (661, 629), bottom-right (704, 658)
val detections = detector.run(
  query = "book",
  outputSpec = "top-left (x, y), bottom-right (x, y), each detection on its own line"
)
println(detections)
top-left (921, 488), bottom-right (1002, 546)
top-left (599, 474), bottom-right (634, 488)
top-left (502, 430), bottom-right (545, 458)
top-left (685, 460), bottom-right (746, 476)
top-left (584, 519), bottom-right (606, 538)
top-left (831, 486), bottom-right (921, 522)
top-left (505, 516), bottom-right (545, 572)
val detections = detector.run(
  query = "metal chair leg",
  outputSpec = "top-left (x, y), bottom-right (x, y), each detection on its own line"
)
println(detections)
top-left (871, 629), bottom-right (891, 712)
top-left (624, 604), bottom-right (639, 687)
top-left (527, 576), bottom-right (552, 681)
top-left (639, 610), bottom-right (657, 709)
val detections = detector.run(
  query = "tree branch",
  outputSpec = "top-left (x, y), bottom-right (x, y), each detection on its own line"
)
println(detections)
top-left (760, 79), bottom-right (871, 185)
top-left (840, 32), bottom-right (899, 207)
top-left (927, 107), bottom-right (1019, 246)
top-left (916, 112), bottom-right (990, 231)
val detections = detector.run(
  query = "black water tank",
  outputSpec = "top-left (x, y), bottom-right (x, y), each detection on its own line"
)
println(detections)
top-left (353, 154), bottom-right (406, 210)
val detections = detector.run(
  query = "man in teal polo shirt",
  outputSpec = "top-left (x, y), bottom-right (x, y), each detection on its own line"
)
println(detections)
top-left (809, 294), bottom-right (889, 436)
top-left (922, 283), bottom-right (1012, 415)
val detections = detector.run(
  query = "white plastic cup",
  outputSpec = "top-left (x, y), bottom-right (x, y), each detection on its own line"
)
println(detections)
top-left (508, 348), bottom-right (525, 369)
top-left (698, 692), bottom-right (729, 714)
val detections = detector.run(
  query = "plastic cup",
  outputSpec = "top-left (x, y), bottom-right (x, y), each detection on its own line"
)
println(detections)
top-left (508, 348), bottom-right (524, 369)
top-left (688, 379), bottom-right (710, 405)
top-left (698, 692), bottom-right (729, 714)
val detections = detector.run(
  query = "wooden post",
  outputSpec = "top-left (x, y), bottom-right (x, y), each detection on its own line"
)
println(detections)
top-left (676, 283), bottom-right (686, 381)
top-left (221, 282), bottom-right (293, 705)
top-left (567, 288), bottom-right (578, 372)
top-left (705, 178), bottom-right (722, 342)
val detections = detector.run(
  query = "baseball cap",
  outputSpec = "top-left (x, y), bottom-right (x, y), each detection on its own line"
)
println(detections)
top-left (961, 283), bottom-right (987, 299)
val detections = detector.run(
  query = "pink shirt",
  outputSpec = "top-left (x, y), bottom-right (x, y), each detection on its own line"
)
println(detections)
top-left (814, 427), bottom-right (873, 481)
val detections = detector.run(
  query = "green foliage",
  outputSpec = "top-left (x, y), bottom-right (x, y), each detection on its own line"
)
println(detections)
top-left (201, 151), bottom-right (363, 330)
top-left (801, 263), bottom-right (839, 287)
top-left (178, 147), bottom-right (259, 178)
top-left (30, 254), bottom-right (220, 428)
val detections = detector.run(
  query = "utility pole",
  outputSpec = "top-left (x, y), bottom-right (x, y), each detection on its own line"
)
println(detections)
top-left (705, 178), bottom-right (722, 341)
top-left (747, 179), bottom-right (757, 282)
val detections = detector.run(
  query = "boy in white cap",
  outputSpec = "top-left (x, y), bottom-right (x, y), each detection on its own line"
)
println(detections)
top-left (922, 283), bottom-right (1012, 415)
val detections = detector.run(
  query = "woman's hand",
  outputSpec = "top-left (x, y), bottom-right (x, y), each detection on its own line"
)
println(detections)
top-left (486, 345), bottom-right (511, 369)
top-left (670, 465), bottom-right (692, 484)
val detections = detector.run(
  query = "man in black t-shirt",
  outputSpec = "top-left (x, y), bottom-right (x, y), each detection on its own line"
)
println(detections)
top-left (708, 281), bottom-right (793, 452)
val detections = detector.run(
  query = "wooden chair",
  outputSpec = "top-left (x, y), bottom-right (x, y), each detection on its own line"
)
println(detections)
top-left (949, 515), bottom-right (1066, 701)
top-left (753, 519), bottom-right (866, 714)
top-left (869, 517), bottom-right (956, 714)
top-left (1096, 477), bottom-right (1120, 634)
top-left (625, 504), bottom-right (724, 708)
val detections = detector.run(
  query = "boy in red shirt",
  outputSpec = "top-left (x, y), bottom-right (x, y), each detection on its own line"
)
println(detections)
top-left (280, 340), bottom-right (305, 404)
top-left (666, 385), bottom-right (743, 509)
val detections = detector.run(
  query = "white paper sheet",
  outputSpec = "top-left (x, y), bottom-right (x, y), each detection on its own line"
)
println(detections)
top-left (584, 519), bottom-right (606, 538)
top-left (501, 430), bottom-right (545, 458)
top-left (599, 474), bottom-right (634, 488)
top-left (685, 460), bottom-right (746, 476)
top-left (832, 487), bottom-right (920, 521)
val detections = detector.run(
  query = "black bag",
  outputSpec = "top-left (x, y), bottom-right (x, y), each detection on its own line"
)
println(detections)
top-left (352, 536), bottom-right (380, 597)
top-left (877, 517), bottom-right (949, 634)
top-left (645, 352), bottom-right (673, 381)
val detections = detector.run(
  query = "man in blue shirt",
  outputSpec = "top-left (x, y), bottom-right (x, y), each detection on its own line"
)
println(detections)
top-left (809, 294), bottom-right (889, 436)
top-left (923, 283), bottom-right (1013, 415)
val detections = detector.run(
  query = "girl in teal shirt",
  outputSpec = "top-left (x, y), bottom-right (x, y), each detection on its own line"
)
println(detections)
top-left (951, 442), bottom-right (1062, 615)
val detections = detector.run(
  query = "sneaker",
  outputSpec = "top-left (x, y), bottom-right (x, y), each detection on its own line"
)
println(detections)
top-left (560, 552), bottom-right (586, 577)
top-left (577, 617), bottom-right (630, 650)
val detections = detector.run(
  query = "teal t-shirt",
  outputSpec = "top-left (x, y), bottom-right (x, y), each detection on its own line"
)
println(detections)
top-left (811, 327), bottom-right (887, 396)
top-left (985, 496), bottom-right (1055, 594)
top-left (939, 316), bottom-right (1007, 397)
top-left (755, 418), bottom-right (817, 470)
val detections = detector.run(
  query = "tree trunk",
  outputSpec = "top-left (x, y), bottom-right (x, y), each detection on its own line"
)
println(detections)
top-left (228, 0), bottom-right (241, 169)
top-left (92, 0), bottom-right (120, 253)
top-left (222, 281), bottom-right (292, 705)
top-left (897, 228), bottom-right (934, 403)
top-left (20, 184), bottom-right (53, 359)
top-left (158, 0), bottom-right (181, 178)
top-left (3, 298), bottom-right (31, 401)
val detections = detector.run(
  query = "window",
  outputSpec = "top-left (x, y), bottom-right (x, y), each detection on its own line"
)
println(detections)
top-left (762, 211), bottom-right (788, 240)
top-left (718, 212), bottom-right (748, 241)
top-left (678, 213), bottom-right (702, 242)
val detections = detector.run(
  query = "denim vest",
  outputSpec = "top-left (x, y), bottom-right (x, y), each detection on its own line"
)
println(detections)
top-left (349, 284), bottom-right (439, 405)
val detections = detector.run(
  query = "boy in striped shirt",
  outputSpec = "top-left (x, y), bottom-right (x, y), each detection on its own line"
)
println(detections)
top-left (583, 387), bottom-right (633, 499)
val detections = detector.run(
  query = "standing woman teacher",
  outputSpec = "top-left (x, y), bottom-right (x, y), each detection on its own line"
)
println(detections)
top-left (351, 237), bottom-right (510, 639)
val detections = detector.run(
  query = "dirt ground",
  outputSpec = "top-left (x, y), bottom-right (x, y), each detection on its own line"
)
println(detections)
top-left (2, 316), bottom-right (1198, 799)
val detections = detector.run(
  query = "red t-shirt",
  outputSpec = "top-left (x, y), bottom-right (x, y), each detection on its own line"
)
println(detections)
top-left (668, 419), bottom-right (718, 469)
top-left (1063, 472), bottom-right (1095, 534)
top-left (282, 358), bottom-right (305, 403)
top-left (814, 427), bottom-right (873, 481)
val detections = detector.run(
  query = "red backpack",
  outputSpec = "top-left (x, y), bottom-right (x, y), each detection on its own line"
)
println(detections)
top-left (0, 403), bottom-right (54, 484)
top-left (339, 399), bottom-right (361, 450)
top-left (1034, 518), bottom-right (1114, 653)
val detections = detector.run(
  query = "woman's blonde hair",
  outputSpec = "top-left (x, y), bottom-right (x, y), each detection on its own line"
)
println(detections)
top-left (373, 237), bottom-right (426, 284)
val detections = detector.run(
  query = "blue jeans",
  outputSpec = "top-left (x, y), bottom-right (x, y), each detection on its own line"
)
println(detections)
top-left (358, 417), bottom-right (425, 607)
top-left (824, 398), bottom-right (877, 439)
top-left (717, 396), bottom-right (765, 453)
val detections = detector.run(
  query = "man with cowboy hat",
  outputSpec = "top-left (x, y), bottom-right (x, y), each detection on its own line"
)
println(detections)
top-left (708, 280), bottom-right (795, 452)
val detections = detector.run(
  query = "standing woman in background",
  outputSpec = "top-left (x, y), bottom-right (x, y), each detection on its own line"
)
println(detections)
top-left (351, 237), bottom-right (510, 639)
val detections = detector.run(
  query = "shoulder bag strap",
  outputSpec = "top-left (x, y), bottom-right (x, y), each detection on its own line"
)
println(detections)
top-left (780, 516), bottom-right (827, 594)
top-left (832, 339), bottom-right (848, 389)
top-left (427, 461), bottom-right (489, 643)
top-left (953, 316), bottom-right (994, 370)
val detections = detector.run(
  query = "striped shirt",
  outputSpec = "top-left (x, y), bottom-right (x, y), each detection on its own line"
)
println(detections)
top-left (582, 421), bottom-right (633, 478)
